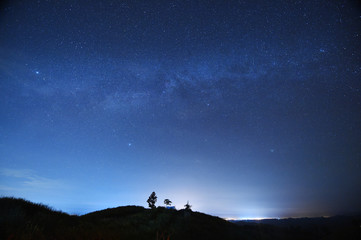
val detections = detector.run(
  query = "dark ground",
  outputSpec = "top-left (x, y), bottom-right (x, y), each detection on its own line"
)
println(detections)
top-left (1, 197), bottom-right (360, 240)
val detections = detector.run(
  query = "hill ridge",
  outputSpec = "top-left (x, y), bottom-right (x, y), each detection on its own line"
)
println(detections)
top-left (1, 197), bottom-right (360, 240)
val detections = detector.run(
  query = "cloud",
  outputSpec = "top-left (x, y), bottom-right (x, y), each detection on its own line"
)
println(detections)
top-left (0, 168), bottom-right (33, 178)
top-left (0, 168), bottom-right (69, 193)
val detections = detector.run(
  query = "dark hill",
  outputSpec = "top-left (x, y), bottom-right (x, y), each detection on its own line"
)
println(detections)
top-left (0, 197), bottom-right (78, 239)
top-left (1, 197), bottom-right (361, 240)
top-left (0, 197), bottom-right (258, 240)
top-left (81, 206), bottom-right (250, 240)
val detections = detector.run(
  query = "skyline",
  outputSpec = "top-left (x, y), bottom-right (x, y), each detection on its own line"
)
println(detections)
top-left (1, 0), bottom-right (361, 219)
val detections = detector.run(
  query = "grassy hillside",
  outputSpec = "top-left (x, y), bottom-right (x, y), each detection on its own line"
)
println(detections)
top-left (1, 197), bottom-right (360, 240)
top-left (0, 197), bottom-right (257, 240)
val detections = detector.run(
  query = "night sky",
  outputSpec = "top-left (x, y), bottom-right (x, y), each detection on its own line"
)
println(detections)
top-left (1, 0), bottom-right (361, 219)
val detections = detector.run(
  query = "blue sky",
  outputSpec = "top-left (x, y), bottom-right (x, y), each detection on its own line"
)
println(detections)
top-left (1, 0), bottom-right (361, 219)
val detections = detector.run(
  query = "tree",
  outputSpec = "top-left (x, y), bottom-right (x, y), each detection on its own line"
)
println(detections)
top-left (184, 201), bottom-right (192, 210)
top-left (164, 199), bottom-right (172, 206)
top-left (147, 191), bottom-right (157, 208)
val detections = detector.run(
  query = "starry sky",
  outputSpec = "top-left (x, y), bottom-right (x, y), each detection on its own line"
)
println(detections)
top-left (0, 0), bottom-right (361, 219)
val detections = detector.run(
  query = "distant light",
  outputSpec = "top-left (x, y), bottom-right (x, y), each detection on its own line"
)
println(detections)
top-left (35, 71), bottom-right (40, 74)
top-left (128, 143), bottom-right (132, 146)
top-left (240, 217), bottom-right (271, 220)
top-left (226, 217), bottom-right (275, 221)
top-left (225, 217), bottom-right (240, 221)
top-left (270, 149), bottom-right (274, 153)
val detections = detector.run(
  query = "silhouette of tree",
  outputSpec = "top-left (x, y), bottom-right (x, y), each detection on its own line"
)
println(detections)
top-left (147, 191), bottom-right (157, 208)
top-left (164, 199), bottom-right (172, 206)
top-left (184, 201), bottom-right (192, 210)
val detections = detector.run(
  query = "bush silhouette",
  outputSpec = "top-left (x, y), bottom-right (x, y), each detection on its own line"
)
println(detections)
top-left (164, 199), bottom-right (172, 206)
top-left (147, 192), bottom-right (157, 208)
top-left (184, 201), bottom-right (192, 210)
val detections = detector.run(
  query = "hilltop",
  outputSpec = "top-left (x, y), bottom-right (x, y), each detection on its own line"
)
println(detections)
top-left (0, 197), bottom-right (257, 240)
top-left (1, 197), bottom-right (360, 240)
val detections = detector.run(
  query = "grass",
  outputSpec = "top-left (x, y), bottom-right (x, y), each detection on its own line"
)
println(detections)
top-left (1, 197), bottom-right (360, 240)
